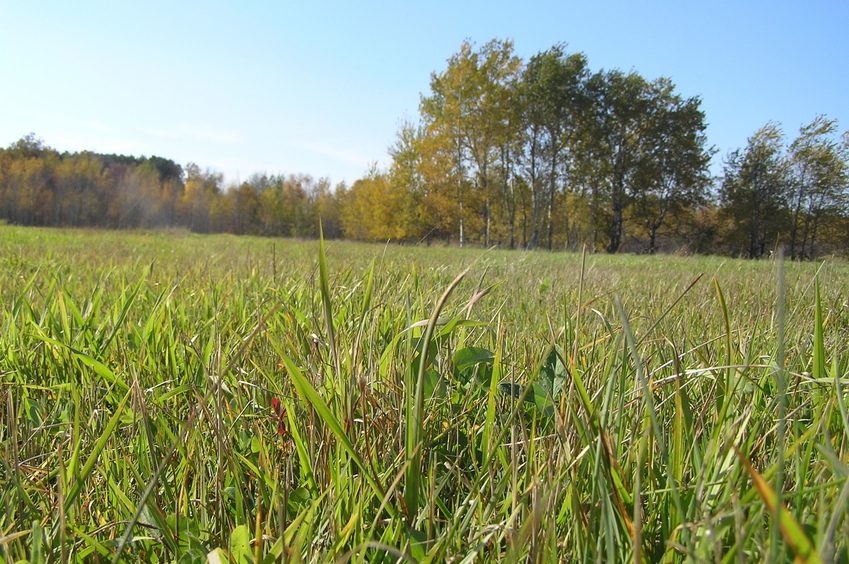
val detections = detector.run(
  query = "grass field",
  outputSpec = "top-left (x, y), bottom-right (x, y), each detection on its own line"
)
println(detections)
top-left (1, 225), bottom-right (848, 563)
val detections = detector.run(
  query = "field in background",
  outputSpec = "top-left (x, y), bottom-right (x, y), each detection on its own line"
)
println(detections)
top-left (1, 225), bottom-right (847, 563)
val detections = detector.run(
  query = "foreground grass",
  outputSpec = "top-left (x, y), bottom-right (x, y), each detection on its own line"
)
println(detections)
top-left (0, 225), bottom-right (848, 563)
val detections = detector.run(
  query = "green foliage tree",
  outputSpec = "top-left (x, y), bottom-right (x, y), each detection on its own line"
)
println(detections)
top-left (396, 41), bottom-right (716, 254)
top-left (298, 176), bottom-right (332, 238)
top-left (255, 175), bottom-right (291, 236)
top-left (229, 182), bottom-right (261, 235)
top-left (520, 45), bottom-right (589, 249)
top-left (786, 116), bottom-right (849, 259)
top-left (387, 120), bottom-right (431, 241)
top-left (6, 132), bottom-right (47, 159)
top-left (719, 123), bottom-right (789, 258)
top-left (318, 181), bottom-right (346, 239)
top-left (4, 49), bottom-right (847, 260)
top-left (580, 69), bottom-right (656, 253)
top-left (628, 78), bottom-right (714, 253)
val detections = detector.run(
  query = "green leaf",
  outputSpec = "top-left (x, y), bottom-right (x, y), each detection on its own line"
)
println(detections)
top-left (30, 520), bottom-right (44, 564)
top-left (454, 346), bottom-right (494, 370)
top-left (408, 526), bottom-right (428, 562)
top-left (454, 346), bottom-right (494, 386)
top-left (406, 263), bottom-right (472, 527)
top-left (63, 389), bottom-right (132, 523)
top-left (229, 525), bottom-right (253, 564)
top-left (422, 368), bottom-right (445, 399)
top-left (531, 384), bottom-right (555, 415)
top-left (813, 280), bottom-right (826, 380)
top-left (537, 344), bottom-right (568, 399)
top-left (318, 220), bottom-right (340, 376)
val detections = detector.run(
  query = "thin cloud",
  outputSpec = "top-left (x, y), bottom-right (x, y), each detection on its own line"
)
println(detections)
top-left (144, 126), bottom-right (243, 145)
top-left (295, 140), bottom-right (373, 168)
top-left (48, 132), bottom-right (149, 157)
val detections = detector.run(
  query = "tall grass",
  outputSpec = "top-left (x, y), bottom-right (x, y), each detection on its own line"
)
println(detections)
top-left (0, 225), bottom-right (847, 563)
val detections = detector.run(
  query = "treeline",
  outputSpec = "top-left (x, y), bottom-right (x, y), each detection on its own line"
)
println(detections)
top-left (344, 39), bottom-right (849, 258)
top-left (2, 39), bottom-right (848, 258)
top-left (0, 134), bottom-right (343, 238)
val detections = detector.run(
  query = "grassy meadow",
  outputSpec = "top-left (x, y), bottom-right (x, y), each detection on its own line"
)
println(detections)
top-left (1, 225), bottom-right (848, 563)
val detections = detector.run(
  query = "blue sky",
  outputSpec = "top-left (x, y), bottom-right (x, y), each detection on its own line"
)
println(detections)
top-left (1, 1), bottom-right (847, 186)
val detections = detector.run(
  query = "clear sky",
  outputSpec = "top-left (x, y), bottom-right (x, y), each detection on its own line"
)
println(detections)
top-left (2, 1), bottom-right (847, 187)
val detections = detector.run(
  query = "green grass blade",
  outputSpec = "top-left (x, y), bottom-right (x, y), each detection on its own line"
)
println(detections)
top-left (735, 447), bottom-right (823, 564)
top-left (57, 388), bottom-right (132, 538)
top-left (405, 264), bottom-right (471, 526)
top-left (812, 279), bottom-right (826, 380)
top-left (617, 296), bottom-right (685, 548)
top-left (29, 328), bottom-right (130, 393)
top-left (279, 351), bottom-right (392, 516)
top-left (318, 219), bottom-right (341, 376)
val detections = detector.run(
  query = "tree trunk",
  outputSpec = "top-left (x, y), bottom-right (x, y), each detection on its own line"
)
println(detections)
top-left (527, 135), bottom-right (541, 249)
top-left (607, 176), bottom-right (625, 253)
top-left (607, 203), bottom-right (623, 253)
top-left (546, 189), bottom-right (554, 251)
top-left (545, 140), bottom-right (563, 251)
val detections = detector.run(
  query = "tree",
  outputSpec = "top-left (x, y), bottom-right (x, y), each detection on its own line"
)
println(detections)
top-left (572, 71), bottom-right (714, 254)
top-left (341, 164), bottom-right (415, 241)
top-left (315, 181), bottom-right (345, 239)
top-left (53, 153), bottom-right (108, 227)
top-left (387, 121), bottom-right (429, 241)
top-left (108, 160), bottom-right (179, 228)
top-left (411, 122), bottom-right (464, 242)
top-left (179, 163), bottom-right (222, 233)
top-left (6, 133), bottom-right (47, 160)
top-left (255, 175), bottom-right (289, 236)
top-left (0, 135), bottom-right (55, 225)
top-left (719, 123), bottom-right (789, 258)
top-left (229, 182), bottom-right (261, 235)
top-left (629, 78), bottom-right (713, 253)
top-left (146, 155), bottom-right (183, 184)
top-left (420, 39), bottom-right (522, 246)
top-left (787, 116), bottom-right (849, 259)
top-left (520, 45), bottom-right (589, 249)
top-left (419, 44), bottom-right (473, 246)
top-left (580, 69), bottom-right (654, 253)
top-left (2, 156), bottom-right (50, 225)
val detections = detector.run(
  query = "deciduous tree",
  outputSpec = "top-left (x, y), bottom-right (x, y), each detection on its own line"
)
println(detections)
top-left (629, 78), bottom-right (713, 253)
top-left (787, 116), bottom-right (849, 259)
top-left (420, 39), bottom-right (522, 246)
top-left (179, 163), bottom-right (222, 233)
top-left (719, 123), bottom-right (789, 258)
top-left (520, 45), bottom-right (588, 249)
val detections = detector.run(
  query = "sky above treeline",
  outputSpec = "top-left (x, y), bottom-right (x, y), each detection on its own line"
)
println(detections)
top-left (1, 1), bottom-right (847, 186)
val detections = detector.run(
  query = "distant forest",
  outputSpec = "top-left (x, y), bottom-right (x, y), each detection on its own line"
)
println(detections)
top-left (2, 39), bottom-right (847, 258)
